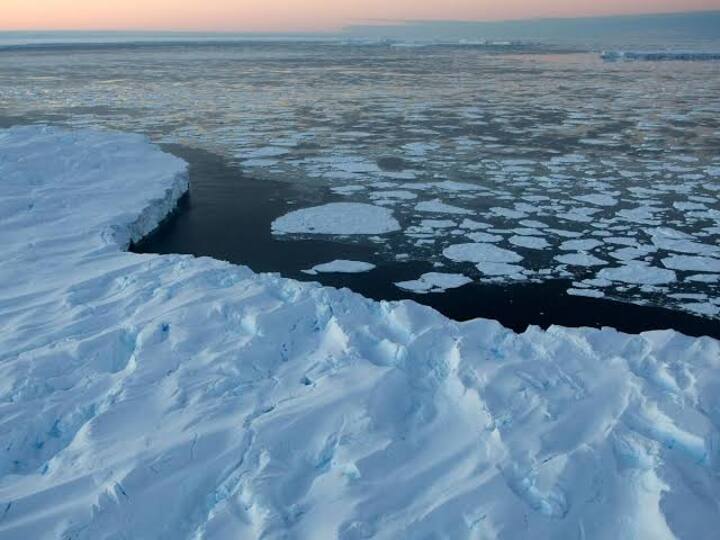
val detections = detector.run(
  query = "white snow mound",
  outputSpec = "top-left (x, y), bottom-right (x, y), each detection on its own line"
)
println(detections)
top-left (1, 126), bottom-right (719, 540)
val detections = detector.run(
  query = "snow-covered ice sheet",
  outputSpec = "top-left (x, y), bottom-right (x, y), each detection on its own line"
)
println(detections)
top-left (1, 126), bottom-right (720, 539)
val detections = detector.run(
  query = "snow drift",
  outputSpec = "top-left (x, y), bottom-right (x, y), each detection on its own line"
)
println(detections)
top-left (1, 126), bottom-right (719, 539)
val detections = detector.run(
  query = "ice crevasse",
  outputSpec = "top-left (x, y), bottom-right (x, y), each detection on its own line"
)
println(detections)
top-left (0, 125), bottom-right (719, 539)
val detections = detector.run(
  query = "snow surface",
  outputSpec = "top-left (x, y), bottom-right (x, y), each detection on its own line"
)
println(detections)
top-left (2, 126), bottom-right (720, 539)
top-left (272, 203), bottom-right (400, 235)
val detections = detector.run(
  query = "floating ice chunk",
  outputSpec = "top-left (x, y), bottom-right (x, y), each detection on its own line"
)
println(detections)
top-left (331, 185), bottom-right (365, 195)
top-left (420, 219), bottom-right (456, 229)
top-left (244, 146), bottom-right (289, 159)
top-left (475, 262), bottom-right (526, 277)
top-left (609, 246), bottom-right (654, 261)
top-left (303, 260), bottom-right (376, 274)
top-left (686, 274), bottom-right (720, 283)
top-left (467, 232), bottom-right (503, 243)
top-left (491, 207), bottom-right (527, 219)
top-left (459, 219), bottom-right (491, 230)
top-left (395, 272), bottom-right (472, 294)
top-left (555, 253), bottom-right (605, 267)
top-left (433, 180), bottom-right (484, 192)
top-left (581, 277), bottom-right (613, 288)
top-left (416, 199), bottom-right (473, 215)
top-left (312, 155), bottom-right (382, 174)
top-left (674, 201), bottom-right (707, 211)
top-left (605, 236), bottom-right (640, 246)
top-left (617, 206), bottom-right (659, 225)
top-left (511, 228), bottom-right (544, 236)
top-left (567, 288), bottom-right (605, 298)
top-left (560, 239), bottom-right (602, 251)
top-left (520, 220), bottom-right (548, 229)
top-left (599, 262), bottom-right (677, 285)
top-left (573, 194), bottom-right (618, 206)
top-left (509, 235), bottom-right (549, 249)
top-left (548, 228), bottom-right (584, 238)
top-left (662, 255), bottom-right (720, 273)
top-left (649, 227), bottom-right (717, 255)
top-left (443, 243), bottom-right (523, 263)
top-left (272, 203), bottom-right (400, 235)
top-left (681, 302), bottom-right (720, 317)
top-left (370, 190), bottom-right (418, 200)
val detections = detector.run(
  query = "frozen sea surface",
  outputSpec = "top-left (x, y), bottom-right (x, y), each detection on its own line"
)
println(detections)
top-left (0, 42), bottom-right (719, 319)
top-left (2, 125), bottom-right (720, 539)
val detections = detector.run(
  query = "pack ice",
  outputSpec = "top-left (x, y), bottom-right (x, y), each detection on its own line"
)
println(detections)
top-left (1, 126), bottom-right (719, 540)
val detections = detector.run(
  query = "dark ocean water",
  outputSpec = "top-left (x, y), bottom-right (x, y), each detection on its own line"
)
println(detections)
top-left (132, 145), bottom-right (720, 338)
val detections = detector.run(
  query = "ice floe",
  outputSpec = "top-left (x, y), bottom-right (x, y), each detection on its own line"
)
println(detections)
top-left (303, 260), bottom-right (376, 274)
top-left (599, 262), bottom-right (677, 285)
top-left (662, 255), bottom-right (720, 273)
top-left (415, 199), bottom-right (473, 215)
top-left (443, 242), bottom-right (523, 264)
top-left (394, 272), bottom-right (472, 293)
top-left (272, 202), bottom-right (400, 235)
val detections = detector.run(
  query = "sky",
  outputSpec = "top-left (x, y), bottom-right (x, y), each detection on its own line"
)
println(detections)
top-left (2, 0), bottom-right (720, 32)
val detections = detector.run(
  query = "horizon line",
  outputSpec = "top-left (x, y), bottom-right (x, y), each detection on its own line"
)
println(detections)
top-left (2, 8), bottom-right (718, 34)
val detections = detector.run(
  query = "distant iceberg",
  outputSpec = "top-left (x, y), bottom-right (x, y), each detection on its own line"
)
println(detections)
top-left (601, 50), bottom-right (720, 61)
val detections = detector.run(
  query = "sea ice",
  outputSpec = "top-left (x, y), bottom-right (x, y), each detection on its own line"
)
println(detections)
top-left (272, 202), bottom-right (401, 235)
top-left (573, 194), bottom-right (618, 206)
top-left (415, 199), bottom-right (474, 215)
top-left (599, 262), bottom-right (677, 285)
top-left (395, 272), bottom-right (472, 293)
top-left (509, 235), bottom-right (549, 249)
top-left (555, 253), bottom-right (606, 267)
top-left (560, 239), bottom-right (603, 251)
top-left (475, 261), bottom-right (526, 277)
top-left (443, 242), bottom-right (523, 264)
top-left (303, 260), bottom-right (376, 274)
top-left (662, 255), bottom-right (720, 273)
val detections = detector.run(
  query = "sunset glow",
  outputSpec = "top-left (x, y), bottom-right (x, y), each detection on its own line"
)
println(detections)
top-left (3, 0), bottom-right (720, 32)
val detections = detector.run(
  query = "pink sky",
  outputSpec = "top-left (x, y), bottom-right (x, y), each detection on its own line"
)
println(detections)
top-left (3, 0), bottom-right (720, 32)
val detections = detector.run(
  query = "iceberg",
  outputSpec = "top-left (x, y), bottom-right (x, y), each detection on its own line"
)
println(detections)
top-left (1, 126), bottom-right (719, 539)
top-left (601, 51), bottom-right (720, 62)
